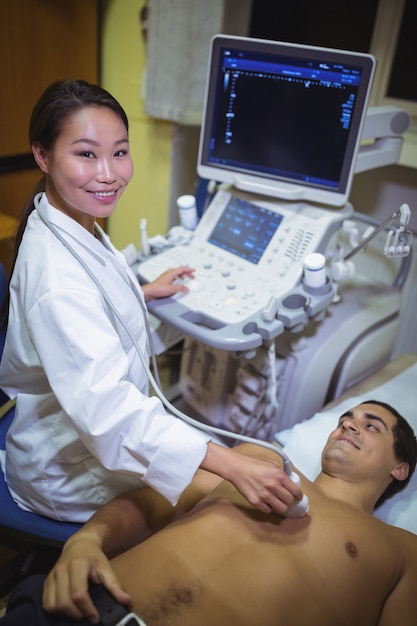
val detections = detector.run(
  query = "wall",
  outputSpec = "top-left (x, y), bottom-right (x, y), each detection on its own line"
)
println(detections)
top-left (102, 0), bottom-right (252, 245)
top-left (101, 0), bottom-right (173, 250)
top-left (350, 163), bottom-right (417, 357)
top-left (0, 0), bottom-right (99, 275)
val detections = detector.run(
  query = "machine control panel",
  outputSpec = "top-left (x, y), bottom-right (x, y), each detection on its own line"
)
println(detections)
top-left (138, 192), bottom-right (351, 327)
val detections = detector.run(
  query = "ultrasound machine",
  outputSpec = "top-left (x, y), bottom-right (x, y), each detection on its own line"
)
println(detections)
top-left (138, 35), bottom-right (412, 439)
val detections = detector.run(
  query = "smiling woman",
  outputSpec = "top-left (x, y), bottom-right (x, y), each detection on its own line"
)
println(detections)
top-left (31, 105), bottom-right (134, 232)
top-left (0, 79), bottom-right (209, 521)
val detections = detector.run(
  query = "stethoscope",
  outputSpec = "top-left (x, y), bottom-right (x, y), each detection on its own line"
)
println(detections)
top-left (35, 193), bottom-right (308, 517)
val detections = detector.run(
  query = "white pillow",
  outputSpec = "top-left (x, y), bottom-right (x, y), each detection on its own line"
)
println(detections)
top-left (277, 362), bottom-right (417, 534)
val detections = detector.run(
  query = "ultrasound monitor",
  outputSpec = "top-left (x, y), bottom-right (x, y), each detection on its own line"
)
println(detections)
top-left (198, 35), bottom-right (375, 208)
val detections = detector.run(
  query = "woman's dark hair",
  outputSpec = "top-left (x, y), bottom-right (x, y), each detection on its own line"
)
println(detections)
top-left (0, 80), bottom-right (129, 329)
top-left (365, 400), bottom-right (417, 509)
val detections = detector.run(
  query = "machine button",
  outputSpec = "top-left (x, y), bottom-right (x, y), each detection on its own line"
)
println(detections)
top-left (209, 301), bottom-right (224, 310)
top-left (187, 279), bottom-right (203, 292)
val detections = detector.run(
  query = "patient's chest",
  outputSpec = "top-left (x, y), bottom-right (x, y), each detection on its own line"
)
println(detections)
top-left (112, 492), bottom-right (406, 626)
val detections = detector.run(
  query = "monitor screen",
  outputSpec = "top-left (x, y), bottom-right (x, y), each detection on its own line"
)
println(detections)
top-left (198, 36), bottom-right (375, 207)
top-left (207, 195), bottom-right (284, 264)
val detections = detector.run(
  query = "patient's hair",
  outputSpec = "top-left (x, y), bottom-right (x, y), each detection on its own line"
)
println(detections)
top-left (364, 400), bottom-right (417, 509)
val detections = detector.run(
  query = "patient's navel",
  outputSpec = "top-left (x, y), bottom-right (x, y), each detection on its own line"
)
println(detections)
top-left (346, 541), bottom-right (358, 558)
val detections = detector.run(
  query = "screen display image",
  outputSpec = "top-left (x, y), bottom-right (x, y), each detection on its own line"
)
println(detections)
top-left (198, 36), bottom-right (375, 207)
top-left (207, 196), bottom-right (283, 264)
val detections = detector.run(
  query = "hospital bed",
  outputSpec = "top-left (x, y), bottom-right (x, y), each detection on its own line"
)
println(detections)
top-left (276, 353), bottom-right (417, 535)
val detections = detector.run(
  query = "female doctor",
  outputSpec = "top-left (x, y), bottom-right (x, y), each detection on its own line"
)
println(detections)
top-left (0, 80), bottom-right (301, 523)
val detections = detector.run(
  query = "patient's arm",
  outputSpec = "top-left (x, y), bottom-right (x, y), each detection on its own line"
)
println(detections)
top-left (43, 467), bottom-right (221, 623)
top-left (377, 535), bottom-right (417, 625)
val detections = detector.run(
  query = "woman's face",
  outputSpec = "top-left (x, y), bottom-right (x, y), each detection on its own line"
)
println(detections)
top-left (32, 105), bottom-right (134, 232)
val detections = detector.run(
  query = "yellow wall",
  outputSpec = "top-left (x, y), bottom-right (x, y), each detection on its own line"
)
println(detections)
top-left (101, 0), bottom-right (173, 249)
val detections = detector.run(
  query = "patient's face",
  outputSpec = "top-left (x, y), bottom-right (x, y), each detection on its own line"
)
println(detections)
top-left (321, 403), bottom-right (404, 482)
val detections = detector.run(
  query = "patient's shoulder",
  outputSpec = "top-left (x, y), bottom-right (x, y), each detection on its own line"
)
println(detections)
top-left (387, 521), bottom-right (417, 547)
top-left (372, 514), bottom-right (417, 559)
top-left (233, 442), bottom-right (283, 462)
top-left (233, 442), bottom-right (263, 455)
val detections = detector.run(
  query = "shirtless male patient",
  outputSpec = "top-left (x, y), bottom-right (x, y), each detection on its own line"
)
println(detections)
top-left (2, 400), bottom-right (417, 626)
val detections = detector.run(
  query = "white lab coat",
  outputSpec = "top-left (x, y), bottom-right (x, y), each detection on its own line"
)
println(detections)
top-left (0, 193), bottom-right (209, 522)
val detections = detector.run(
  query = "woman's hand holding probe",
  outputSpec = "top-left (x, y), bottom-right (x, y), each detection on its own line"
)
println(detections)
top-left (42, 533), bottom-right (131, 624)
top-left (201, 442), bottom-right (303, 515)
top-left (141, 266), bottom-right (195, 301)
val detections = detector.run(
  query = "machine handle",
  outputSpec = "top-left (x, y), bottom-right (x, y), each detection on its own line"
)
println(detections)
top-left (146, 296), bottom-right (285, 351)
